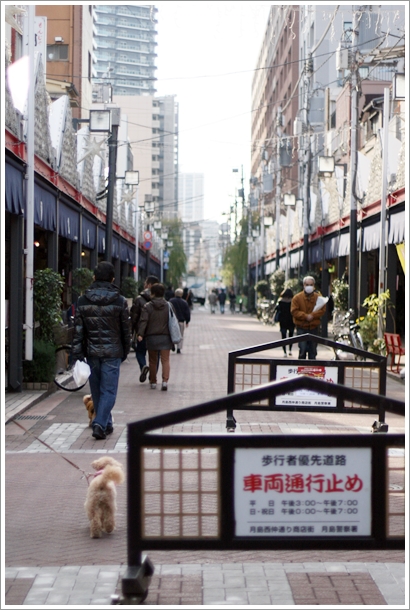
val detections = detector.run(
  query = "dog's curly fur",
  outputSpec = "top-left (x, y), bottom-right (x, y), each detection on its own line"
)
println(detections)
top-left (84, 456), bottom-right (125, 538)
top-left (83, 394), bottom-right (95, 427)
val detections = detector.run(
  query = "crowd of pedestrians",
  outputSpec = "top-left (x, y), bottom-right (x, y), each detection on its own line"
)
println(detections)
top-left (72, 270), bottom-right (326, 440)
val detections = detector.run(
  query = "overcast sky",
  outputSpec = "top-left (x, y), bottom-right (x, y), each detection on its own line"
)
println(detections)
top-left (153, 1), bottom-right (272, 225)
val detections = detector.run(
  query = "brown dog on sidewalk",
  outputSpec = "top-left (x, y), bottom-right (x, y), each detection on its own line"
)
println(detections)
top-left (83, 394), bottom-right (95, 427)
top-left (84, 456), bottom-right (125, 538)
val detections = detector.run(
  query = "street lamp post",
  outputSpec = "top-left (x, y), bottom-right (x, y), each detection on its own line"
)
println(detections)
top-left (283, 193), bottom-right (296, 282)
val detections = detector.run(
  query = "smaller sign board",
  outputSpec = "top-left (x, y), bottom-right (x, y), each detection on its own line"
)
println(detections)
top-left (276, 365), bottom-right (338, 407)
top-left (143, 241), bottom-right (152, 250)
top-left (143, 231), bottom-right (152, 241)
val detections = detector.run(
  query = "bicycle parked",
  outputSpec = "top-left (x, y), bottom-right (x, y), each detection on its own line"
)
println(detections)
top-left (332, 308), bottom-right (364, 359)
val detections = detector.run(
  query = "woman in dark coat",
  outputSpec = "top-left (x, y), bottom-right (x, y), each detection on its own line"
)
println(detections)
top-left (275, 288), bottom-right (295, 356)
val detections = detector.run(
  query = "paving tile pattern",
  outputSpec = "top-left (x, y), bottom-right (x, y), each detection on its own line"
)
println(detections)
top-left (287, 572), bottom-right (386, 605)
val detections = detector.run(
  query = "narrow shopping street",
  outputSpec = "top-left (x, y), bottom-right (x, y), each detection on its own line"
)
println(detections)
top-left (5, 307), bottom-right (405, 605)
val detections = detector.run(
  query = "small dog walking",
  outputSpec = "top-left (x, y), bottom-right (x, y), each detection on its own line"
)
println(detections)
top-left (83, 394), bottom-right (95, 427)
top-left (84, 456), bottom-right (125, 538)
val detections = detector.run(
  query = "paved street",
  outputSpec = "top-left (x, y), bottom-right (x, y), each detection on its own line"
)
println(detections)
top-left (4, 307), bottom-right (405, 606)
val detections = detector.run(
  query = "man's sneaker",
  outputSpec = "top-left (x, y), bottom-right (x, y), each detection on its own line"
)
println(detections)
top-left (161, 382), bottom-right (168, 391)
top-left (150, 383), bottom-right (157, 390)
top-left (105, 425), bottom-right (114, 435)
top-left (176, 349), bottom-right (181, 354)
top-left (92, 424), bottom-right (106, 440)
top-left (139, 365), bottom-right (149, 383)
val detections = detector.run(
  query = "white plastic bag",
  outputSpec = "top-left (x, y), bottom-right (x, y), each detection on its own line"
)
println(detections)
top-left (73, 360), bottom-right (91, 387)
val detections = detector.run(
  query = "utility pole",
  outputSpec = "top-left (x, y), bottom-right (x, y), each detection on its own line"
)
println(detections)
top-left (105, 107), bottom-right (120, 262)
top-left (378, 87), bottom-right (390, 337)
top-left (275, 107), bottom-right (282, 269)
top-left (348, 11), bottom-right (360, 315)
top-left (302, 54), bottom-right (312, 276)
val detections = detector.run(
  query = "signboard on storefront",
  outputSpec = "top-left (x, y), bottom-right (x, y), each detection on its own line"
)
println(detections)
top-left (234, 447), bottom-right (371, 537)
top-left (276, 365), bottom-right (338, 407)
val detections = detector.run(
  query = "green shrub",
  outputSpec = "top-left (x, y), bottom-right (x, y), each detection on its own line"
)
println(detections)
top-left (121, 276), bottom-right (139, 299)
top-left (269, 268), bottom-right (285, 299)
top-left (255, 279), bottom-right (270, 298)
top-left (23, 340), bottom-right (56, 383)
top-left (72, 267), bottom-right (93, 295)
top-left (34, 269), bottom-right (65, 343)
top-left (331, 278), bottom-right (349, 310)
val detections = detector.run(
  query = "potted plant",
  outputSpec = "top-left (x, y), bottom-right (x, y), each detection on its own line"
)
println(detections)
top-left (33, 268), bottom-right (65, 344)
top-left (121, 276), bottom-right (139, 308)
top-left (331, 278), bottom-right (349, 311)
top-left (72, 267), bottom-right (94, 296)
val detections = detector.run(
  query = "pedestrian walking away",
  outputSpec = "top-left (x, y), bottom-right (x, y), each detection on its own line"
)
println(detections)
top-left (228, 288), bottom-right (236, 314)
top-left (208, 289), bottom-right (218, 314)
top-left (72, 262), bottom-right (131, 440)
top-left (169, 288), bottom-right (191, 353)
top-left (164, 284), bottom-right (175, 301)
top-left (275, 288), bottom-right (295, 356)
top-left (137, 283), bottom-right (174, 391)
top-left (130, 275), bottom-right (159, 383)
top-left (291, 276), bottom-right (327, 360)
top-left (218, 288), bottom-right (227, 313)
top-left (182, 286), bottom-right (194, 310)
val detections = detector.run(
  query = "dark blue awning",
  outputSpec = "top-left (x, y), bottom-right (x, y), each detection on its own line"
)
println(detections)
top-left (324, 236), bottom-right (339, 260)
top-left (120, 241), bottom-right (129, 262)
top-left (128, 244), bottom-right (136, 265)
top-left (98, 228), bottom-right (106, 254)
top-left (59, 202), bottom-right (79, 241)
top-left (309, 243), bottom-right (321, 264)
top-left (81, 217), bottom-right (96, 249)
top-left (113, 236), bottom-right (119, 259)
top-left (35, 184), bottom-right (56, 231)
top-left (5, 162), bottom-right (24, 215)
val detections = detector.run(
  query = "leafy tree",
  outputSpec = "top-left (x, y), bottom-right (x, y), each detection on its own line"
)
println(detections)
top-left (72, 267), bottom-right (93, 295)
top-left (162, 218), bottom-right (186, 287)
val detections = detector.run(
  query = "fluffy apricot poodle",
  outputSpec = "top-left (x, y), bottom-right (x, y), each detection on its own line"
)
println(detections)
top-left (83, 394), bottom-right (95, 427)
top-left (84, 456), bottom-right (125, 538)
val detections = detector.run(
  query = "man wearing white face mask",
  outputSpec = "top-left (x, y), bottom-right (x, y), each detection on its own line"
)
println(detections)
top-left (291, 276), bottom-right (327, 359)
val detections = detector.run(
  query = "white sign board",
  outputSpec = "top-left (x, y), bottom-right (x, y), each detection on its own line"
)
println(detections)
top-left (276, 365), bottom-right (338, 407)
top-left (234, 447), bottom-right (371, 537)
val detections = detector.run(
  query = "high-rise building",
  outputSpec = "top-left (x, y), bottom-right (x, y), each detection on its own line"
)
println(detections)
top-left (93, 5), bottom-right (158, 97)
top-left (178, 173), bottom-right (204, 224)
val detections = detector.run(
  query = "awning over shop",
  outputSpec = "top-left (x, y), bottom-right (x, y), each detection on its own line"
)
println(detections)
top-left (264, 259), bottom-right (275, 275)
top-left (34, 184), bottom-right (56, 231)
top-left (81, 217), bottom-right (96, 249)
top-left (389, 210), bottom-right (405, 244)
top-left (362, 221), bottom-right (380, 252)
top-left (98, 228), bottom-right (106, 254)
top-left (309, 243), bottom-right (321, 264)
top-left (324, 235), bottom-right (339, 260)
top-left (5, 162), bottom-right (24, 214)
top-left (127, 244), bottom-right (136, 265)
top-left (290, 250), bottom-right (303, 268)
top-left (338, 232), bottom-right (350, 257)
top-left (59, 202), bottom-right (79, 241)
top-left (120, 241), bottom-right (130, 262)
top-left (112, 236), bottom-right (119, 259)
top-left (279, 256), bottom-right (286, 271)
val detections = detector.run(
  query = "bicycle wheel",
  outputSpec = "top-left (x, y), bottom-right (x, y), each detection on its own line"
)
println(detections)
top-left (54, 345), bottom-right (88, 391)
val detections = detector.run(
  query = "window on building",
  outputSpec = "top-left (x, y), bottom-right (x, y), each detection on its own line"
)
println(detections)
top-left (88, 51), bottom-right (92, 82)
top-left (47, 44), bottom-right (69, 61)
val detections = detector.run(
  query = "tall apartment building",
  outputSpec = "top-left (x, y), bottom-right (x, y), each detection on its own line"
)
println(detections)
top-left (35, 5), bottom-right (96, 120)
top-left (178, 173), bottom-right (205, 263)
top-left (93, 4), bottom-right (158, 97)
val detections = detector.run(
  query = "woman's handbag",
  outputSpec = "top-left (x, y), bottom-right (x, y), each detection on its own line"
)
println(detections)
top-left (168, 303), bottom-right (182, 344)
top-left (274, 305), bottom-right (281, 323)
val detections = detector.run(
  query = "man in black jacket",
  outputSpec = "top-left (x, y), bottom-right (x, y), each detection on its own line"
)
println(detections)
top-left (72, 262), bottom-right (130, 440)
top-left (169, 288), bottom-right (191, 354)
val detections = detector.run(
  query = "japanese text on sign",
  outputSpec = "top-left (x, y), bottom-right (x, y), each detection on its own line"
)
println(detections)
top-left (234, 448), bottom-right (371, 537)
top-left (276, 365), bottom-right (338, 407)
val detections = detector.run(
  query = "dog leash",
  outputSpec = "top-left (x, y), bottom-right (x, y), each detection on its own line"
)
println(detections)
top-left (11, 418), bottom-right (94, 485)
